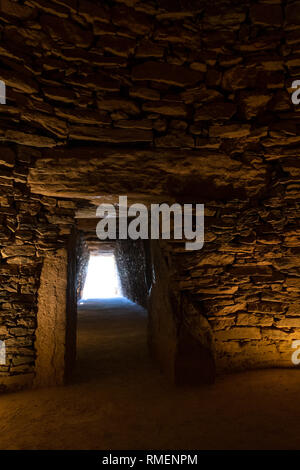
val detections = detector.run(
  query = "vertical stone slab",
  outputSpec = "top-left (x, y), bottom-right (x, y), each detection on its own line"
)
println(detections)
top-left (175, 297), bottom-right (216, 385)
top-left (148, 241), bottom-right (216, 385)
top-left (34, 249), bottom-right (69, 387)
top-left (65, 231), bottom-right (78, 382)
top-left (147, 241), bottom-right (177, 382)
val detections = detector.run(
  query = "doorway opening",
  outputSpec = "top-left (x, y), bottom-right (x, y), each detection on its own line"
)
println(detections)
top-left (81, 254), bottom-right (122, 300)
top-left (33, 203), bottom-right (215, 389)
top-left (74, 238), bottom-right (149, 385)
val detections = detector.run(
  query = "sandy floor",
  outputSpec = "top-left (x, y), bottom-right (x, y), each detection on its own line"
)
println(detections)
top-left (0, 297), bottom-right (299, 450)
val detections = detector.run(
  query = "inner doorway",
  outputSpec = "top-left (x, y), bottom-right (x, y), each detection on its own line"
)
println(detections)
top-left (74, 240), bottom-right (148, 385)
top-left (81, 254), bottom-right (122, 300)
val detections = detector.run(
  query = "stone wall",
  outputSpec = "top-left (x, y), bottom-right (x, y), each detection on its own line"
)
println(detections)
top-left (165, 195), bottom-right (300, 373)
top-left (0, 145), bottom-right (77, 390)
top-left (0, 0), bottom-right (300, 388)
top-left (34, 240), bottom-right (77, 388)
top-left (76, 233), bottom-right (89, 300)
top-left (115, 239), bottom-right (148, 307)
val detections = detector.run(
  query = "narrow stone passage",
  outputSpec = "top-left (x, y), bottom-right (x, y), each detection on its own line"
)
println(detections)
top-left (73, 298), bottom-right (148, 385)
top-left (0, 298), bottom-right (300, 450)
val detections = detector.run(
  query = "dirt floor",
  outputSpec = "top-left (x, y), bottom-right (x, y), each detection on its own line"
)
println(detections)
top-left (0, 297), bottom-right (299, 450)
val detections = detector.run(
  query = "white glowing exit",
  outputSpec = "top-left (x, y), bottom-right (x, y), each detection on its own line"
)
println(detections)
top-left (81, 254), bottom-right (122, 300)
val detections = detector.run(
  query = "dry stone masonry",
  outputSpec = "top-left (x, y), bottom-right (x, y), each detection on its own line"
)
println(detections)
top-left (0, 0), bottom-right (300, 389)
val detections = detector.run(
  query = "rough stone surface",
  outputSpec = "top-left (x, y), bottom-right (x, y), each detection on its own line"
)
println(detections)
top-left (115, 240), bottom-right (148, 308)
top-left (27, 147), bottom-right (267, 199)
top-left (34, 250), bottom-right (69, 387)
